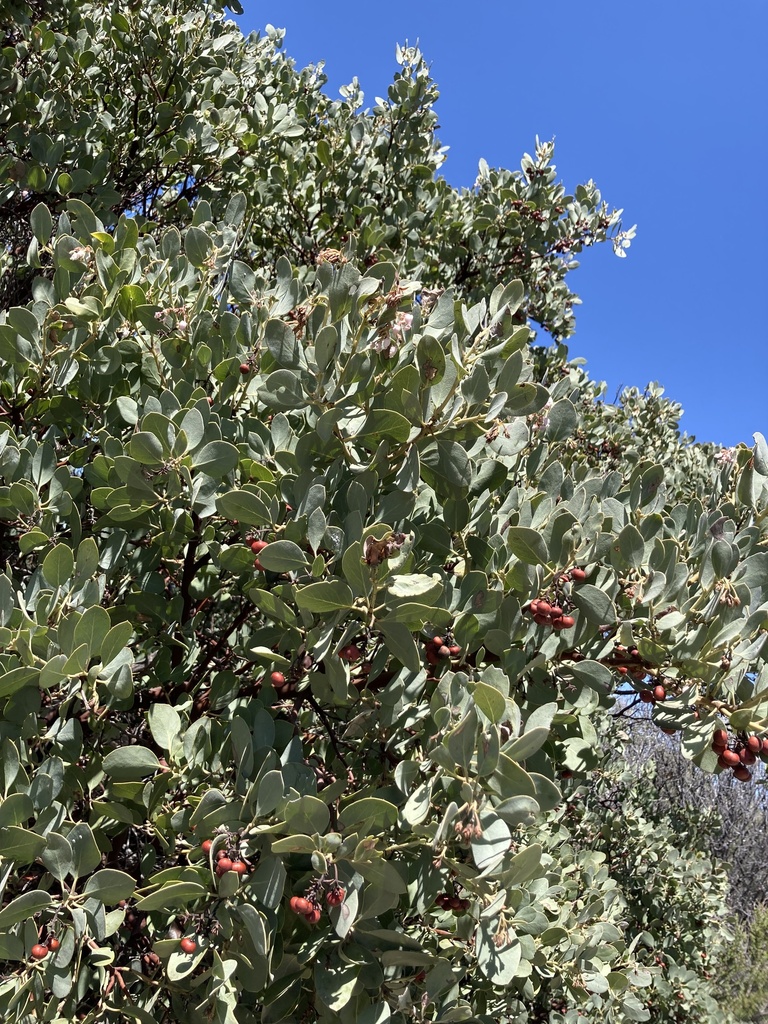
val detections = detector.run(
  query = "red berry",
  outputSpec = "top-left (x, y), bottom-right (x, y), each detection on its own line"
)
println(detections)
top-left (239, 363), bottom-right (250, 374)
top-left (721, 750), bottom-right (740, 767)
top-left (740, 748), bottom-right (757, 765)
top-left (254, 558), bottom-right (265, 571)
top-left (560, 615), bottom-right (575, 628)
top-left (305, 907), bottom-right (322, 925)
top-left (437, 645), bottom-right (451, 658)
top-left (528, 600), bottom-right (539, 615)
top-left (290, 896), bottom-right (313, 915)
top-left (533, 612), bottom-right (551, 625)
top-left (216, 857), bottom-right (233, 875)
top-left (571, 568), bottom-right (587, 582)
top-left (202, 839), bottom-right (213, 855)
top-left (339, 644), bottom-right (362, 662)
top-left (713, 729), bottom-right (729, 747)
top-left (431, 636), bottom-right (444, 648)
top-left (639, 690), bottom-right (655, 703)
top-left (448, 645), bottom-right (461, 656)
top-left (763, 738), bottom-right (768, 754)
top-left (270, 671), bottom-right (286, 687)
top-left (326, 887), bottom-right (345, 907)
top-left (549, 605), bottom-right (563, 618)
top-left (734, 764), bottom-right (752, 782)
top-left (207, 396), bottom-right (214, 405)
top-left (231, 860), bottom-right (248, 875)
top-left (537, 601), bottom-right (552, 616)
top-left (31, 944), bottom-right (48, 960)
top-left (250, 539), bottom-right (267, 554)
top-left (617, 666), bottom-right (628, 675)
top-left (180, 937), bottom-right (197, 954)
top-left (747, 736), bottom-right (761, 754)
top-left (717, 753), bottom-right (730, 769)
top-left (47, 937), bottom-right (60, 951)
top-left (653, 685), bottom-right (666, 702)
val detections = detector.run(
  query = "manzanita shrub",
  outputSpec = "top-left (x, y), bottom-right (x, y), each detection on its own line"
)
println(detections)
top-left (0, 3), bottom-right (766, 1024)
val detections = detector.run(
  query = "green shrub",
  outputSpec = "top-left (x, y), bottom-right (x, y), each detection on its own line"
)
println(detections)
top-left (719, 903), bottom-right (768, 1023)
top-left (0, 3), bottom-right (765, 1022)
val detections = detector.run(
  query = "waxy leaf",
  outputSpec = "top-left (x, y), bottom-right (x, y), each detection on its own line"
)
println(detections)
top-left (84, 869), bottom-right (137, 904)
top-left (102, 746), bottom-right (161, 780)
top-left (295, 580), bottom-right (354, 613)
top-left (257, 540), bottom-right (308, 572)
top-left (507, 526), bottom-right (548, 566)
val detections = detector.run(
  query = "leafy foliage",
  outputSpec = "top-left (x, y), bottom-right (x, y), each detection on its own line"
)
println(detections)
top-left (622, 718), bottom-right (768, 920)
top-left (614, 721), bottom-right (768, 1022)
top-left (560, 717), bottom-right (734, 1023)
top-left (0, 1), bottom-right (628, 337)
top-left (0, 3), bottom-right (766, 1024)
top-left (719, 903), bottom-right (768, 1023)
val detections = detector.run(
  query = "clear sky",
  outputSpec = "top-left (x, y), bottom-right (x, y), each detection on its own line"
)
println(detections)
top-left (236, 1), bottom-right (767, 448)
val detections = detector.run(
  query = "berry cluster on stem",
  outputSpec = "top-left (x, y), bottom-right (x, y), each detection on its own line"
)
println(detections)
top-left (711, 728), bottom-right (767, 783)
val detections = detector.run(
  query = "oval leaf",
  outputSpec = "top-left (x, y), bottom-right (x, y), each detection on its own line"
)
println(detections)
top-left (191, 441), bottom-right (239, 478)
top-left (84, 869), bottom-right (137, 904)
top-left (295, 580), bottom-right (354, 613)
top-left (102, 746), bottom-right (161, 780)
top-left (136, 882), bottom-right (206, 911)
top-left (507, 526), bottom-right (548, 566)
top-left (257, 540), bottom-right (308, 573)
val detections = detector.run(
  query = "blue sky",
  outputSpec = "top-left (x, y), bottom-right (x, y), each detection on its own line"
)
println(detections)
top-left (237, 1), bottom-right (767, 447)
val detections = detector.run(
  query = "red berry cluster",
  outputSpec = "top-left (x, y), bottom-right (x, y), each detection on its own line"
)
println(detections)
top-left (202, 839), bottom-right (249, 878)
top-left (712, 729), bottom-right (767, 782)
top-left (30, 935), bottom-right (60, 960)
top-left (248, 536), bottom-right (268, 571)
top-left (639, 683), bottom-right (667, 704)
top-left (524, 566), bottom-right (585, 631)
top-left (424, 635), bottom-right (461, 667)
top-left (526, 599), bottom-right (575, 631)
top-left (608, 643), bottom-right (653, 681)
top-left (265, 664), bottom-right (305, 699)
top-left (289, 896), bottom-right (321, 924)
top-left (435, 893), bottom-right (470, 913)
top-left (267, 669), bottom-right (299, 699)
top-left (289, 883), bottom-right (345, 925)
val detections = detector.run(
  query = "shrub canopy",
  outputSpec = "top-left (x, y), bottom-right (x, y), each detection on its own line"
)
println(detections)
top-left (0, 3), bottom-right (766, 1023)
